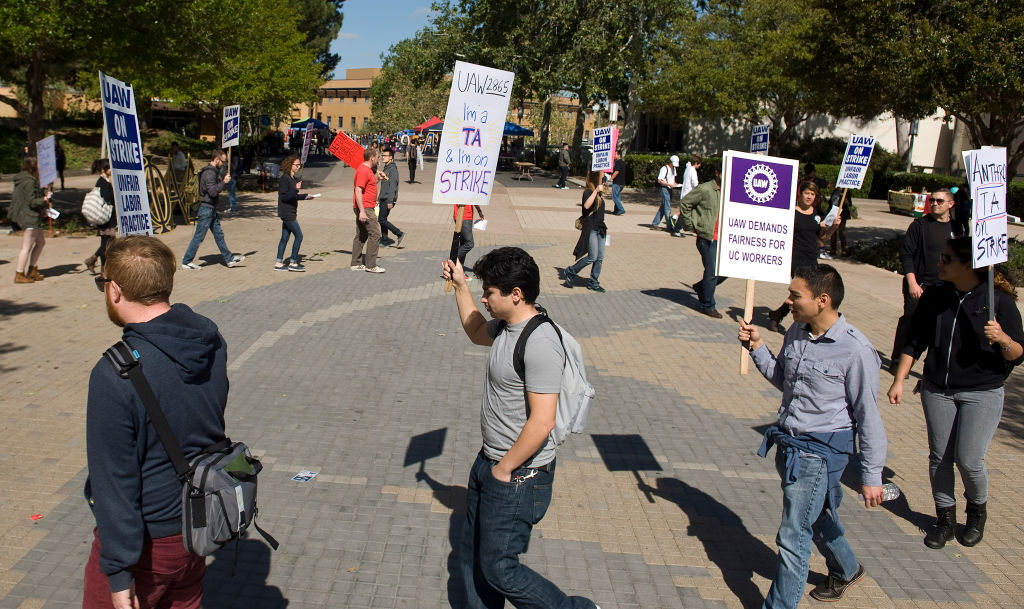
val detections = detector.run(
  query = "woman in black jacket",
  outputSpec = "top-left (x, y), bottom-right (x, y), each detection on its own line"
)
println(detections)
top-left (563, 171), bottom-right (608, 292)
top-left (84, 159), bottom-right (117, 273)
top-left (888, 236), bottom-right (1024, 549)
top-left (275, 154), bottom-right (318, 271)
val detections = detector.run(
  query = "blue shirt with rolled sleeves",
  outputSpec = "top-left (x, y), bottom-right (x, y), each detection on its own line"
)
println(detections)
top-left (749, 313), bottom-right (888, 486)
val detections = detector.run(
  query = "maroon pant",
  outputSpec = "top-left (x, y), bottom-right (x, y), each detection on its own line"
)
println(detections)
top-left (82, 529), bottom-right (205, 609)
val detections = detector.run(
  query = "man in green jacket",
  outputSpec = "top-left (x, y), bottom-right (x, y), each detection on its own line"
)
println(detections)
top-left (679, 166), bottom-right (726, 318)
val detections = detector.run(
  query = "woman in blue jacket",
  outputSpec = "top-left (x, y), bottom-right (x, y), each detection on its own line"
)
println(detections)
top-left (888, 236), bottom-right (1024, 549)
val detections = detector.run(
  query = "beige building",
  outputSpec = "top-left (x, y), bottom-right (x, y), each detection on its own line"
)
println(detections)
top-left (290, 68), bottom-right (379, 133)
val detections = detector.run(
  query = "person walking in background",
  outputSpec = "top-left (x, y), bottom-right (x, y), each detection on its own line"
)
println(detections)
top-left (563, 171), bottom-right (608, 293)
top-left (407, 137), bottom-right (418, 183)
top-left (888, 237), bottom-right (1024, 550)
top-left (651, 155), bottom-right (679, 232)
top-left (169, 142), bottom-right (188, 186)
top-left (377, 148), bottom-right (406, 248)
top-left (672, 154), bottom-right (701, 236)
top-left (10, 156), bottom-right (50, 284)
top-left (767, 181), bottom-right (836, 332)
top-left (55, 140), bottom-right (67, 190)
top-left (827, 188), bottom-right (851, 256)
top-left (83, 159), bottom-right (118, 275)
top-left (679, 165), bottom-right (725, 318)
top-left (351, 147), bottom-right (386, 274)
top-left (454, 204), bottom-right (485, 274)
top-left (740, 264), bottom-right (888, 608)
top-left (554, 142), bottom-right (570, 189)
top-left (180, 151), bottom-right (245, 270)
top-left (609, 149), bottom-right (626, 215)
top-left (889, 188), bottom-right (958, 372)
top-left (226, 151), bottom-right (240, 212)
top-left (275, 154), bottom-right (318, 272)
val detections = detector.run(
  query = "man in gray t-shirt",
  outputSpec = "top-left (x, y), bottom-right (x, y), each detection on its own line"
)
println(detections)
top-left (442, 247), bottom-right (597, 609)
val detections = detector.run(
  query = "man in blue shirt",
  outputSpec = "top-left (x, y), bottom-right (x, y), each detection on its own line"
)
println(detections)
top-left (738, 264), bottom-right (888, 608)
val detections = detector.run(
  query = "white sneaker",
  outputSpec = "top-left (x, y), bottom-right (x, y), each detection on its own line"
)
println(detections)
top-left (364, 266), bottom-right (386, 273)
top-left (350, 264), bottom-right (366, 271)
top-left (226, 255), bottom-right (245, 267)
top-left (181, 262), bottom-right (201, 270)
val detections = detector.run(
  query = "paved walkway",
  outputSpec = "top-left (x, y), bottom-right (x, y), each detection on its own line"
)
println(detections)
top-left (1, 157), bottom-right (1023, 609)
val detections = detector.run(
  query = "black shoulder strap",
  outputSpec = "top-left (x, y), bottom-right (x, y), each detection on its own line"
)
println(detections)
top-left (511, 313), bottom-right (562, 381)
top-left (103, 341), bottom-right (191, 479)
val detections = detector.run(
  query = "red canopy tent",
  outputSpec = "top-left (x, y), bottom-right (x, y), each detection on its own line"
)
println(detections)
top-left (413, 116), bottom-right (442, 133)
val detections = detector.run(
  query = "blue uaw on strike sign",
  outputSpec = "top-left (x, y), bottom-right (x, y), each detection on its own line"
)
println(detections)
top-left (836, 134), bottom-right (875, 190)
top-left (100, 71), bottom-right (153, 236)
top-left (716, 151), bottom-right (799, 284)
top-left (222, 105), bottom-right (240, 148)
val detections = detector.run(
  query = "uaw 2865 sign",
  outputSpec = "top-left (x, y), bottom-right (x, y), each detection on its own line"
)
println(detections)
top-left (716, 151), bottom-right (800, 284)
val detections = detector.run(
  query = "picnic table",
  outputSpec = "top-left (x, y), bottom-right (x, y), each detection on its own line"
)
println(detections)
top-left (513, 161), bottom-right (535, 181)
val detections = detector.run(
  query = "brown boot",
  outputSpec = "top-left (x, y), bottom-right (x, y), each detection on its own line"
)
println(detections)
top-left (84, 255), bottom-right (98, 273)
top-left (28, 266), bottom-right (44, 281)
top-left (14, 271), bottom-right (34, 284)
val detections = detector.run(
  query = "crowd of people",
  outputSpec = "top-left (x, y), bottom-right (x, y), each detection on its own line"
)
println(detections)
top-left (7, 141), bottom-right (1021, 609)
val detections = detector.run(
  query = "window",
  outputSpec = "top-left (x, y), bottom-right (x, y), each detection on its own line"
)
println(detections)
top-left (327, 116), bottom-right (332, 128)
top-left (352, 97), bottom-right (357, 103)
top-left (362, 117), bottom-right (368, 128)
top-left (339, 97), bottom-right (344, 103)
top-left (351, 117), bottom-right (356, 129)
top-left (316, 113), bottom-right (322, 121)
top-left (365, 97), bottom-right (370, 104)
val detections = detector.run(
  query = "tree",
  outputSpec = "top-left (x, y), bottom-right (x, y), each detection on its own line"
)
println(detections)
top-left (641, 0), bottom-right (829, 155)
top-left (296, 0), bottom-right (346, 78)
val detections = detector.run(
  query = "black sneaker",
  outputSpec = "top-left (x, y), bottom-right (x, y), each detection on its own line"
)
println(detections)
top-left (810, 564), bottom-right (865, 602)
top-left (588, 284), bottom-right (606, 293)
top-left (396, 233), bottom-right (406, 248)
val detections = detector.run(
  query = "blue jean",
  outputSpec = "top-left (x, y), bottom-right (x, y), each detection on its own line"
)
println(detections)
top-left (921, 382), bottom-right (1004, 506)
top-left (276, 220), bottom-right (302, 263)
top-left (695, 237), bottom-right (726, 310)
top-left (566, 229), bottom-right (604, 287)
top-left (763, 450), bottom-right (860, 609)
top-left (182, 206), bottom-right (233, 265)
top-left (611, 184), bottom-right (624, 214)
top-left (557, 166), bottom-right (568, 188)
top-left (652, 187), bottom-right (674, 230)
top-left (227, 178), bottom-right (237, 211)
top-left (459, 454), bottom-right (594, 609)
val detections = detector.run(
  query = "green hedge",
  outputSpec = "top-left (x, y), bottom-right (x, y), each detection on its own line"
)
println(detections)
top-left (623, 154), bottom-right (722, 188)
top-left (849, 234), bottom-right (1024, 285)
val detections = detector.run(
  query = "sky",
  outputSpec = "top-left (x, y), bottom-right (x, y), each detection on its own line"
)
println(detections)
top-left (329, 1), bottom-right (437, 78)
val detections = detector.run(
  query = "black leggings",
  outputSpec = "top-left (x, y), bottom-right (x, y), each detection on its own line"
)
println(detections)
top-left (95, 234), bottom-right (114, 264)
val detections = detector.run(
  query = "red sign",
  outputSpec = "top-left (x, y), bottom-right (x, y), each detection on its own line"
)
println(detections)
top-left (328, 132), bottom-right (365, 169)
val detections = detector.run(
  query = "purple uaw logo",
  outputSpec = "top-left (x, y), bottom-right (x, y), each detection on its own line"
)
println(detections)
top-left (729, 157), bottom-right (793, 210)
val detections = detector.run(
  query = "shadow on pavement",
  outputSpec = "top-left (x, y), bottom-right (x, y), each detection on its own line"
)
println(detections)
top-left (39, 263), bottom-right (81, 278)
top-left (0, 299), bottom-right (58, 317)
top-left (203, 537), bottom-right (288, 608)
top-left (414, 469), bottom-right (467, 609)
top-left (998, 381), bottom-right (1024, 448)
top-left (638, 476), bottom-right (777, 608)
top-left (640, 287), bottom-right (701, 311)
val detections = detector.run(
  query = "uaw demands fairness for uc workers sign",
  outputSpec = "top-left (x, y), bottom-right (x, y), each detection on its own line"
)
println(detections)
top-left (432, 61), bottom-right (514, 206)
top-left (100, 71), bottom-right (153, 236)
top-left (716, 151), bottom-right (799, 284)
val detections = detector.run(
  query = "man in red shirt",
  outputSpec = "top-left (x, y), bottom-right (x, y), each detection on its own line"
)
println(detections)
top-left (351, 147), bottom-right (386, 273)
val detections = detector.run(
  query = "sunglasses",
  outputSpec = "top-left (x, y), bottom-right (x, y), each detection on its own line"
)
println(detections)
top-left (929, 197), bottom-right (951, 204)
top-left (95, 276), bottom-right (112, 292)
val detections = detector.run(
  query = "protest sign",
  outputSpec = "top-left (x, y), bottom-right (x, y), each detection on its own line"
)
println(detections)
top-left (301, 128), bottom-right (313, 165)
top-left (100, 71), bottom-right (152, 236)
top-left (836, 134), bottom-right (875, 190)
top-left (716, 151), bottom-right (799, 284)
top-left (222, 105), bottom-right (240, 148)
top-left (432, 61), bottom-right (514, 206)
top-left (328, 131), bottom-right (365, 169)
top-left (750, 125), bottom-right (770, 154)
top-left (35, 136), bottom-right (58, 188)
top-left (964, 147), bottom-right (1008, 268)
top-left (591, 126), bottom-right (618, 172)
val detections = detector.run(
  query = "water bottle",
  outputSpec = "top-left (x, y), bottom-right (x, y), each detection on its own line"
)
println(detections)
top-left (859, 482), bottom-right (901, 503)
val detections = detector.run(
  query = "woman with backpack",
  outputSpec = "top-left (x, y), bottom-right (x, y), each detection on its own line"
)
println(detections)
top-left (274, 154), bottom-right (318, 271)
top-left (11, 156), bottom-right (51, 284)
top-left (888, 237), bottom-right (1024, 550)
top-left (83, 159), bottom-right (117, 274)
top-left (563, 170), bottom-right (608, 293)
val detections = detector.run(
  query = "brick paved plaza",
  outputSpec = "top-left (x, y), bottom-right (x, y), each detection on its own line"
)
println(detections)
top-left (1, 157), bottom-right (1023, 608)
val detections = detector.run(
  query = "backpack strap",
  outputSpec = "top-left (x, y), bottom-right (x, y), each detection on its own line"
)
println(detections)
top-left (103, 340), bottom-right (191, 480)
top-left (511, 312), bottom-right (564, 381)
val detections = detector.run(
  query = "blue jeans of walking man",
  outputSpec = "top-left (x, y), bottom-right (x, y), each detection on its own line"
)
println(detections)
top-left (651, 186), bottom-right (674, 230)
top-left (611, 183), bottom-right (624, 214)
top-left (459, 454), bottom-right (595, 609)
top-left (182, 206), bottom-right (235, 265)
top-left (695, 237), bottom-right (726, 310)
top-left (763, 450), bottom-right (860, 609)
